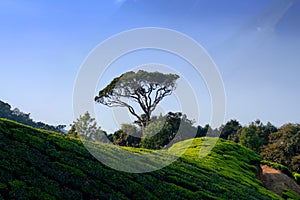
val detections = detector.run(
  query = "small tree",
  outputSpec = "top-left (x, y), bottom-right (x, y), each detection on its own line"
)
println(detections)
top-left (72, 111), bottom-right (106, 142)
top-left (196, 124), bottom-right (210, 138)
top-left (68, 124), bottom-right (78, 138)
top-left (141, 112), bottom-right (196, 149)
top-left (239, 124), bottom-right (264, 153)
top-left (112, 124), bottom-right (142, 147)
top-left (220, 119), bottom-right (242, 140)
top-left (95, 70), bottom-right (179, 128)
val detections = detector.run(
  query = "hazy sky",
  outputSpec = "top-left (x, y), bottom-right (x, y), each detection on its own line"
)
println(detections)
top-left (1, 0), bottom-right (299, 131)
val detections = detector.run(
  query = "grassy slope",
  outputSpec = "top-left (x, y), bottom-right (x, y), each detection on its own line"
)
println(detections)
top-left (0, 118), bottom-right (281, 200)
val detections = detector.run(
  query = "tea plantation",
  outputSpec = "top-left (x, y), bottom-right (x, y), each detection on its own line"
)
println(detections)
top-left (0, 118), bottom-right (282, 199)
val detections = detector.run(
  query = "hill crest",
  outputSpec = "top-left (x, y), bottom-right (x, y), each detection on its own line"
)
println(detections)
top-left (0, 118), bottom-right (282, 199)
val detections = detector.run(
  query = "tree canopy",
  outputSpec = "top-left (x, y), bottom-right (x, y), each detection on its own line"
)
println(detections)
top-left (0, 100), bottom-right (66, 133)
top-left (220, 119), bottom-right (241, 140)
top-left (71, 111), bottom-right (107, 142)
top-left (95, 70), bottom-right (180, 128)
top-left (261, 123), bottom-right (300, 172)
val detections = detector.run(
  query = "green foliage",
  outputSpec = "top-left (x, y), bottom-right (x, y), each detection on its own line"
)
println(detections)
top-left (71, 111), bottom-right (107, 142)
top-left (168, 138), bottom-right (280, 199)
top-left (112, 124), bottom-right (141, 147)
top-left (95, 70), bottom-right (180, 128)
top-left (0, 118), bottom-right (281, 199)
top-left (226, 120), bottom-right (278, 154)
top-left (67, 124), bottom-right (78, 138)
top-left (282, 188), bottom-right (300, 200)
top-left (121, 123), bottom-right (141, 137)
top-left (261, 160), bottom-right (300, 184)
top-left (227, 120), bottom-right (277, 146)
top-left (261, 160), bottom-right (300, 188)
top-left (0, 100), bottom-right (65, 133)
top-left (221, 120), bottom-right (300, 176)
top-left (261, 123), bottom-right (300, 173)
top-left (293, 173), bottom-right (300, 185)
top-left (143, 114), bottom-right (166, 138)
top-left (95, 70), bottom-right (179, 101)
top-left (141, 113), bottom-right (197, 149)
top-left (220, 119), bottom-right (241, 140)
top-left (196, 124), bottom-right (209, 137)
top-left (239, 124), bottom-right (264, 153)
top-left (141, 114), bottom-right (173, 149)
top-left (261, 160), bottom-right (293, 177)
top-left (261, 122), bottom-right (278, 145)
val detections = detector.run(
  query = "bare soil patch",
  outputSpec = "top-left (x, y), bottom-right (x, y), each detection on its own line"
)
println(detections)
top-left (261, 165), bottom-right (300, 197)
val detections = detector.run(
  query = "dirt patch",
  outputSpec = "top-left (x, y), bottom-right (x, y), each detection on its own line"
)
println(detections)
top-left (261, 165), bottom-right (281, 174)
top-left (261, 165), bottom-right (300, 197)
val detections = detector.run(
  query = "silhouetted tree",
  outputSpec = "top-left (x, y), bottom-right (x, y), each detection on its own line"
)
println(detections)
top-left (196, 124), bottom-right (209, 138)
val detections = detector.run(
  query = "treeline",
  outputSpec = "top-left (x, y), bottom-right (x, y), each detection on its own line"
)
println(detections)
top-left (0, 100), bottom-right (66, 133)
top-left (68, 112), bottom-right (300, 174)
top-left (221, 119), bottom-right (300, 174)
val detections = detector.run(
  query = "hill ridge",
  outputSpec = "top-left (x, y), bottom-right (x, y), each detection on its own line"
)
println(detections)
top-left (0, 118), bottom-right (282, 199)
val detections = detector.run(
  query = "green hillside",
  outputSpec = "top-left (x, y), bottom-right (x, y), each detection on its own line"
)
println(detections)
top-left (0, 118), bottom-right (281, 199)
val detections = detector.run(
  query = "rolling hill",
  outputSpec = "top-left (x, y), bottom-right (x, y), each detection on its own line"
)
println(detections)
top-left (0, 118), bottom-right (283, 199)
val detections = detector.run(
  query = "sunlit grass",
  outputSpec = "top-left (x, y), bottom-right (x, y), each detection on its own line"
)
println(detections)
top-left (0, 118), bottom-right (281, 199)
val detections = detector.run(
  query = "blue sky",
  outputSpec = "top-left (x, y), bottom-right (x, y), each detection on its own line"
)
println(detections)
top-left (1, 0), bottom-right (299, 131)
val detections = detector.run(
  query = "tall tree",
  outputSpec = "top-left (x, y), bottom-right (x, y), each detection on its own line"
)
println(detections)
top-left (95, 70), bottom-right (179, 128)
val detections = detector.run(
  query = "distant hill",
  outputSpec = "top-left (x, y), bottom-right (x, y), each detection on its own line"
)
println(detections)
top-left (0, 100), bottom-right (65, 133)
top-left (0, 118), bottom-right (284, 199)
